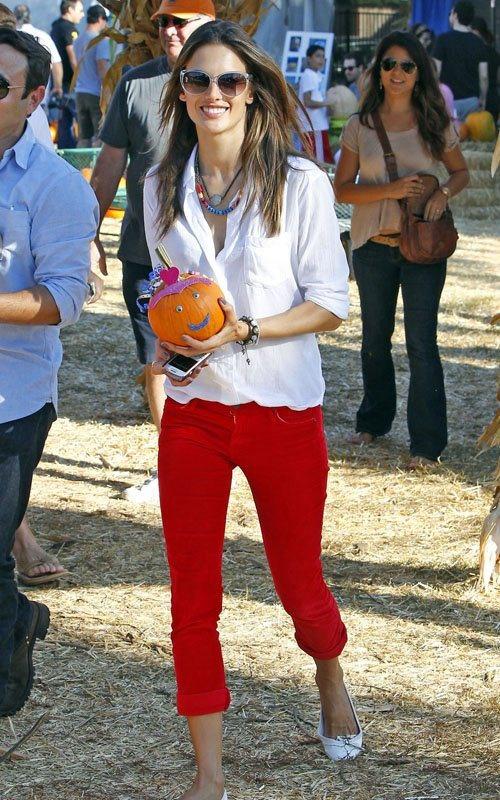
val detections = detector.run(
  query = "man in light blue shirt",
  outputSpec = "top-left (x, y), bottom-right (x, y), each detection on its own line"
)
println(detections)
top-left (0, 27), bottom-right (98, 717)
top-left (74, 4), bottom-right (109, 146)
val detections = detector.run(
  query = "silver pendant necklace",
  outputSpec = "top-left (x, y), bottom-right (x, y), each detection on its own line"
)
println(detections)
top-left (196, 153), bottom-right (242, 207)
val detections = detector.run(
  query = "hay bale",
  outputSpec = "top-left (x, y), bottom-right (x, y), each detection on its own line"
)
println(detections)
top-left (326, 85), bottom-right (358, 119)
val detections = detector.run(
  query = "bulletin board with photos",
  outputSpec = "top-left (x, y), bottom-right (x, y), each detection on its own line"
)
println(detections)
top-left (281, 31), bottom-right (335, 92)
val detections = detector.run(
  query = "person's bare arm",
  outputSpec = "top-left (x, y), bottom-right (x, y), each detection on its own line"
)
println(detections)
top-left (66, 43), bottom-right (77, 72)
top-left (333, 145), bottom-right (424, 204)
top-left (155, 298), bottom-right (343, 367)
top-left (303, 89), bottom-right (330, 110)
top-left (51, 61), bottom-right (63, 94)
top-left (90, 143), bottom-right (127, 275)
top-left (479, 61), bottom-right (488, 108)
top-left (0, 287), bottom-right (60, 325)
top-left (423, 144), bottom-right (469, 220)
top-left (97, 58), bottom-right (109, 81)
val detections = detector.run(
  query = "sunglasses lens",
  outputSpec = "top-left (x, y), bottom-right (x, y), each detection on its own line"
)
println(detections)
top-left (381, 58), bottom-right (417, 74)
top-left (218, 73), bottom-right (247, 97)
top-left (381, 58), bottom-right (396, 72)
top-left (0, 76), bottom-right (8, 99)
top-left (182, 70), bottom-right (210, 94)
top-left (402, 61), bottom-right (416, 73)
top-left (158, 15), bottom-right (181, 27)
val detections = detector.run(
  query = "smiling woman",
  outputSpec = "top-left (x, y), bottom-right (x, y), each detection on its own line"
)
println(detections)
top-left (142, 17), bottom-right (360, 800)
top-left (334, 31), bottom-right (469, 469)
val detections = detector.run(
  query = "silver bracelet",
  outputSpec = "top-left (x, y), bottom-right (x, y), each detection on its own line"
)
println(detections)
top-left (237, 315), bottom-right (260, 365)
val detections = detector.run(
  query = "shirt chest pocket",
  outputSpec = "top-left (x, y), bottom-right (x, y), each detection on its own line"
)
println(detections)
top-left (0, 206), bottom-right (32, 283)
top-left (243, 232), bottom-right (295, 287)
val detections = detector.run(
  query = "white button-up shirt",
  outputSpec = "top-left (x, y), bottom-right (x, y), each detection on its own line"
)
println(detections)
top-left (143, 149), bottom-right (349, 410)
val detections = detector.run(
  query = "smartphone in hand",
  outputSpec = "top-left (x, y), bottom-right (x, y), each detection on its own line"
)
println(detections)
top-left (164, 352), bottom-right (210, 380)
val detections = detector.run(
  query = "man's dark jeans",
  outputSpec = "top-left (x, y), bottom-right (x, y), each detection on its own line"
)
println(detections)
top-left (0, 403), bottom-right (56, 706)
top-left (353, 240), bottom-right (447, 461)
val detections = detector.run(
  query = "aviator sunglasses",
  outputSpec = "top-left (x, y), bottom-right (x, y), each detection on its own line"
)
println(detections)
top-left (0, 74), bottom-right (24, 100)
top-left (381, 57), bottom-right (417, 74)
top-left (180, 69), bottom-right (253, 98)
top-left (156, 15), bottom-right (202, 29)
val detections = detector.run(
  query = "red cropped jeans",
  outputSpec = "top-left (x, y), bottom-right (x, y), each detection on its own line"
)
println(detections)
top-left (158, 398), bottom-right (347, 717)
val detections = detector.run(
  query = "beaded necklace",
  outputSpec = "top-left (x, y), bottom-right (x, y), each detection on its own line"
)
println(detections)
top-left (195, 153), bottom-right (243, 217)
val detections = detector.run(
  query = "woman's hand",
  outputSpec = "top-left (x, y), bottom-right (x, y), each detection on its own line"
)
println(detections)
top-left (150, 340), bottom-right (209, 387)
top-left (385, 174), bottom-right (425, 200)
top-left (423, 189), bottom-right (448, 221)
top-left (161, 298), bottom-right (249, 358)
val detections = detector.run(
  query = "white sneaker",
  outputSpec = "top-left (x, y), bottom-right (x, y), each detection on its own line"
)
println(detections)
top-left (120, 472), bottom-right (159, 504)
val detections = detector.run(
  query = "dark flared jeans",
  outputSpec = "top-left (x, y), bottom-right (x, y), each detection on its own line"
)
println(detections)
top-left (0, 403), bottom-right (56, 706)
top-left (353, 240), bottom-right (447, 461)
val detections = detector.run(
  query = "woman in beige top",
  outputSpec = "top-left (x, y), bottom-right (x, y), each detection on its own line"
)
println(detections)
top-left (335, 31), bottom-right (469, 469)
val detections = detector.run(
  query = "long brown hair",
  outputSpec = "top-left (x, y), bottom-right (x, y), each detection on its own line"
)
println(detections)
top-left (154, 19), bottom-right (312, 239)
top-left (359, 31), bottom-right (450, 160)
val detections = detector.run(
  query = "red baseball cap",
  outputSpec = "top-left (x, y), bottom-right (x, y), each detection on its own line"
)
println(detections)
top-left (151, 0), bottom-right (216, 21)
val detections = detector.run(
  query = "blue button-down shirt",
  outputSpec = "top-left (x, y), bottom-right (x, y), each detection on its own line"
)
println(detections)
top-left (0, 124), bottom-right (98, 423)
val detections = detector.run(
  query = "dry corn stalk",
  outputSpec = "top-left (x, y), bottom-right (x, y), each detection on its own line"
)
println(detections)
top-left (478, 314), bottom-right (500, 451)
top-left (94, 0), bottom-right (272, 108)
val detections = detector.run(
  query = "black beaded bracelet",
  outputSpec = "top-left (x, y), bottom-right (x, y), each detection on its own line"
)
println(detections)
top-left (238, 315), bottom-right (260, 346)
top-left (237, 315), bottom-right (260, 364)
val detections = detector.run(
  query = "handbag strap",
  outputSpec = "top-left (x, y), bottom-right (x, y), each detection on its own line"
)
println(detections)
top-left (372, 110), bottom-right (400, 183)
top-left (372, 109), bottom-right (407, 211)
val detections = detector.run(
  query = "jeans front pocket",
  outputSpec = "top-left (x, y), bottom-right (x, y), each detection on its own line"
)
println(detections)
top-left (273, 406), bottom-right (321, 426)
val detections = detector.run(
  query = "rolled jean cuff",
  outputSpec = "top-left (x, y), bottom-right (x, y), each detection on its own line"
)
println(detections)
top-left (295, 624), bottom-right (348, 661)
top-left (177, 686), bottom-right (231, 717)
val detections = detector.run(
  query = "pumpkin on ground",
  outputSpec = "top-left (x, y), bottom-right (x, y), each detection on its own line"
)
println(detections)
top-left (326, 84), bottom-right (358, 119)
top-left (105, 208), bottom-right (124, 220)
top-left (464, 110), bottom-right (496, 142)
top-left (148, 267), bottom-right (225, 345)
top-left (458, 121), bottom-right (469, 141)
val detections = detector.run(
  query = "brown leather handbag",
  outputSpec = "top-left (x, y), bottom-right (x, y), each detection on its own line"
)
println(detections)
top-left (372, 110), bottom-right (458, 264)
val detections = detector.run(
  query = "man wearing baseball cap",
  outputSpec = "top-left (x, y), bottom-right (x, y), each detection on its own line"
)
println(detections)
top-left (90, 0), bottom-right (215, 503)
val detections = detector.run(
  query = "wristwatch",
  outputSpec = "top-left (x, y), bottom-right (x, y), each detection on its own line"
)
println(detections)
top-left (439, 186), bottom-right (451, 199)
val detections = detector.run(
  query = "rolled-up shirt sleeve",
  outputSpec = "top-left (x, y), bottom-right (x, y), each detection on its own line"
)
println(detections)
top-left (294, 168), bottom-right (350, 320)
top-left (143, 167), bottom-right (160, 265)
top-left (31, 171), bottom-right (98, 327)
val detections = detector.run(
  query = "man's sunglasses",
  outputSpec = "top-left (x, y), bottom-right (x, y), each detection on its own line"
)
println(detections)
top-left (0, 75), bottom-right (24, 100)
top-left (344, 66), bottom-right (357, 71)
top-left (381, 57), bottom-right (417, 74)
top-left (180, 69), bottom-right (253, 98)
top-left (156, 15), bottom-right (202, 29)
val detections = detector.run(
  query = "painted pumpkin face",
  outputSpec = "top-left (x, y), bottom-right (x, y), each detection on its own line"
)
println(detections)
top-left (148, 267), bottom-right (225, 345)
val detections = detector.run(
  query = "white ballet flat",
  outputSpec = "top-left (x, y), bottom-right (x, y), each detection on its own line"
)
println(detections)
top-left (317, 691), bottom-right (363, 762)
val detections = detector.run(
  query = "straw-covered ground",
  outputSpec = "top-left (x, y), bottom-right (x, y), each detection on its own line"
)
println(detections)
top-left (1, 218), bottom-right (498, 800)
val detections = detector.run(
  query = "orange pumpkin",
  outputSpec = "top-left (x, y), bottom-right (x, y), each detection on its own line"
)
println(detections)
top-left (80, 167), bottom-right (92, 181)
top-left (105, 207), bottom-right (125, 220)
top-left (148, 267), bottom-right (224, 345)
top-left (458, 121), bottom-right (469, 141)
top-left (464, 111), bottom-right (496, 142)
